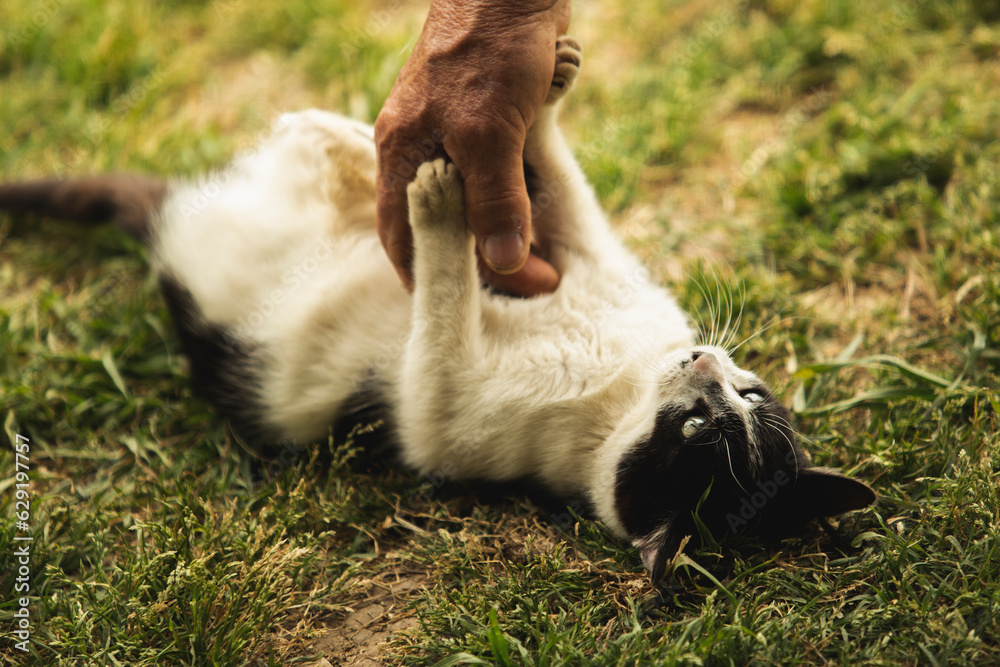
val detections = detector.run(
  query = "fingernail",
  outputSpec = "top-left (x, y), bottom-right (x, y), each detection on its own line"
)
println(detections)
top-left (482, 233), bottom-right (525, 271)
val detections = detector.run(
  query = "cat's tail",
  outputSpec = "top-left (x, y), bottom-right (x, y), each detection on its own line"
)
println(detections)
top-left (0, 174), bottom-right (167, 243)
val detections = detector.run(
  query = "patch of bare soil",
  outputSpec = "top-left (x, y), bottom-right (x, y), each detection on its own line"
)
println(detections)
top-left (303, 565), bottom-right (429, 666)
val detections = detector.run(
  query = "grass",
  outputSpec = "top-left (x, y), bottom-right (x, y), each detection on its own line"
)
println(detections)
top-left (1, 0), bottom-right (999, 664)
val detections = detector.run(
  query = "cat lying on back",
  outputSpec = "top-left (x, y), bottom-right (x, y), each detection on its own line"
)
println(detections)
top-left (0, 38), bottom-right (874, 582)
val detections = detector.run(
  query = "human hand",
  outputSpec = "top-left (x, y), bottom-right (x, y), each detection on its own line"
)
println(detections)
top-left (375, 0), bottom-right (571, 296)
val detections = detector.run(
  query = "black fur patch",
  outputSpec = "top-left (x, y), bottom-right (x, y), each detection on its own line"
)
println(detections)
top-left (158, 273), bottom-right (270, 447)
top-left (330, 374), bottom-right (399, 464)
top-left (0, 175), bottom-right (165, 242)
top-left (614, 391), bottom-right (806, 554)
top-left (523, 159), bottom-right (541, 202)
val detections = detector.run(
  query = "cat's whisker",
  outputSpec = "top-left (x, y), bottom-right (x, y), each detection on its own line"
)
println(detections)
top-left (717, 278), bottom-right (734, 353)
top-left (618, 373), bottom-right (655, 388)
top-left (723, 436), bottom-right (751, 495)
top-left (621, 327), bottom-right (668, 380)
top-left (787, 427), bottom-right (819, 448)
top-left (700, 277), bottom-right (715, 348)
top-left (692, 272), bottom-right (720, 348)
top-left (690, 316), bottom-right (708, 349)
top-left (729, 314), bottom-right (783, 356)
top-left (687, 434), bottom-right (724, 448)
top-left (757, 412), bottom-right (800, 482)
top-left (707, 278), bottom-right (720, 348)
top-left (690, 265), bottom-right (749, 354)
top-left (719, 268), bottom-right (736, 351)
top-left (612, 348), bottom-right (659, 387)
top-left (723, 282), bottom-right (747, 356)
top-left (618, 361), bottom-right (662, 389)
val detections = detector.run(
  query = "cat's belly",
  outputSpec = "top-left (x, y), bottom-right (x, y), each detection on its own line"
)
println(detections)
top-left (258, 235), bottom-right (411, 441)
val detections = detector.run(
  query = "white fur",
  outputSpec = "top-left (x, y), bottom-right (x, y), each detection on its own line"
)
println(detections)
top-left (151, 74), bottom-right (717, 543)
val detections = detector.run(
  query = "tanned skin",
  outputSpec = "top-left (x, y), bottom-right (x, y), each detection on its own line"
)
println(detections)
top-left (374, 0), bottom-right (571, 296)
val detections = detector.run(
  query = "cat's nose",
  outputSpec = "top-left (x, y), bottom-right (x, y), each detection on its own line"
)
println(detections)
top-left (692, 350), bottom-right (724, 381)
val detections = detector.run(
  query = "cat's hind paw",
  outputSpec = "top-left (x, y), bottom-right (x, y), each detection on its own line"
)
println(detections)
top-left (407, 158), bottom-right (464, 233)
top-left (545, 36), bottom-right (583, 105)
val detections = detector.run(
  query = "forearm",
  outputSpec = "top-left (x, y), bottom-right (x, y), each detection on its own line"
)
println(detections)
top-left (411, 0), bottom-right (571, 86)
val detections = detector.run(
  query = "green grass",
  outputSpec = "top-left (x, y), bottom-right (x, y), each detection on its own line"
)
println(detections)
top-left (2, 0), bottom-right (999, 664)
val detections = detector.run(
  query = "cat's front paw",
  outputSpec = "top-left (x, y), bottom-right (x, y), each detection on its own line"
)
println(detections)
top-left (407, 158), bottom-right (464, 232)
top-left (545, 36), bottom-right (583, 105)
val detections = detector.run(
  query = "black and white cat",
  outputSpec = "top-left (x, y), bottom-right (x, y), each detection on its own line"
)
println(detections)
top-left (0, 38), bottom-right (874, 582)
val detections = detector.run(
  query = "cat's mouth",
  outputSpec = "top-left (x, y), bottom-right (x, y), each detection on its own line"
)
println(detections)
top-left (637, 521), bottom-right (685, 585)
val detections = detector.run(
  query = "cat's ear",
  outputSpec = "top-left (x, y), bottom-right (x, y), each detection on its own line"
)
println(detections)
top-left (791, 467), bottom-right (876, 518)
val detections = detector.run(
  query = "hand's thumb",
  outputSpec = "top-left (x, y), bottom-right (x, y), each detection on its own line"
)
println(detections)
top-left (459, 154), bottom-right (532, 274)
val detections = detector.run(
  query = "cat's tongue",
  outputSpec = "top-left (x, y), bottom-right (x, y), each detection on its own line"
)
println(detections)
top-left (640, 542), bottom-right (659, 573)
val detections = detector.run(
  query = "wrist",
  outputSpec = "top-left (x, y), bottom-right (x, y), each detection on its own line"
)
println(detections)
top-left (421, 0), bottom-right (570, 49)
top-left (431, 0), bottom-right (568, 22)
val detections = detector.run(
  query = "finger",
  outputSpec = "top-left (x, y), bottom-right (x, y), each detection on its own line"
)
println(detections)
top-left (477, 250), bottom-right (560, 297)
top-left (553, 0), bottom-right (572, 34)
top-left (375, 127), bottom-right (421, 291)
top-left (379, 203), bottom-right (415, 292)
top-left (375, 174), bottom-right (415, 291)
top-left (453, 143), bottom-right (533, 274)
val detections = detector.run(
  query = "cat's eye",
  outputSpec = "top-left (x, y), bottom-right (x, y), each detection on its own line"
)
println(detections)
top-left (742, 391), bottom-right (765, 405)
top-left (682, 416), bottom-right (706, 438)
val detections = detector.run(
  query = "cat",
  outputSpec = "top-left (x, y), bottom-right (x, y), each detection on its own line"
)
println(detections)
top-left (0, 37), bottom-right (874, 583)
